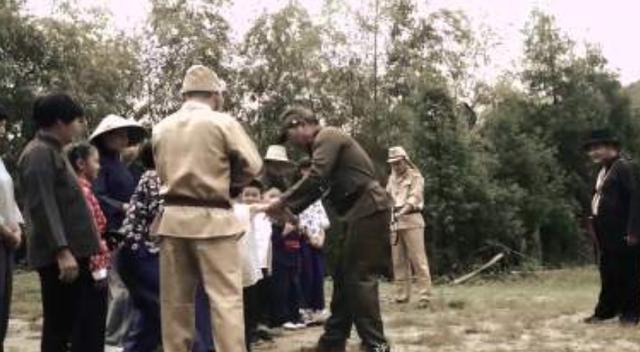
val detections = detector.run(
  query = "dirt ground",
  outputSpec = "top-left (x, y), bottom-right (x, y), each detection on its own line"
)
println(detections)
top-left (6, 267), bottom-right (640, 352)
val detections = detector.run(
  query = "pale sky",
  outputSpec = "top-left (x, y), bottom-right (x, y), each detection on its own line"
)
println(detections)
top-left (25, 0), bottom-right (640, 85)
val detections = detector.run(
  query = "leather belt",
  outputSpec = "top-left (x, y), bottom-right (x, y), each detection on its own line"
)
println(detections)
top-left (162, 195), bottom-right (231, 209)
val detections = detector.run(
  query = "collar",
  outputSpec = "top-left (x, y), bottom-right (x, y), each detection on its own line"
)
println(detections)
top-left (181, 100), bottom-right (214, 112)
top-left (603, 155), bottom-right (621, 169)
top-left (77, 176), bottom-right (92, 189)
top-left (36, 131), bottom-right (63, 150)
top-left (98, 147), bottom-right (120, 160)
top-left (306, 127), bottom-right (323, 153)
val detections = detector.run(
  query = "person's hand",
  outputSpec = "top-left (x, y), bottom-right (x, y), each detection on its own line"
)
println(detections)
top-left (283, 222), bottom-right (297, 236)
top-left (57, 249), bottom-right (79, 283)
top-left (4, 225), bottom-right (21, 250)
top-left (626, 234), bottom-right (639, 247)
top-left (396, 205), bottom-right (412, 216)
top-left (122, 203), bottom-right (131, 212)
top-left (250, 203), bottom-right (270, 214)
top-left (264, 197), bottom-right (283, 217)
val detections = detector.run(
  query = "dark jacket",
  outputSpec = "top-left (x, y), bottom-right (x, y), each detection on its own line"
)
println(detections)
top-left (93, 149), bottom-right (136, 231)
top-left (18, 132), bottom-right (101, 268)
top-left (282, 127), bottom-right (392, 221)
top-left (592, 157), bottom-right (640, 251)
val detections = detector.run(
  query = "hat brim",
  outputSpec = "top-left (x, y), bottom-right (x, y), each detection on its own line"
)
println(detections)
top-left (388, 156), bottom-right (406, 163)
top-left (91, 126), bottom-right (148, 146)
top-left (582, 138), bottom-right (620, 151)
top-left (265, 158), bottom-right (294, 167)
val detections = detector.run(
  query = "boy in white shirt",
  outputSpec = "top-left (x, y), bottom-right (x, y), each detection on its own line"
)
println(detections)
top-left (234, 181), bottom-right (275, 348)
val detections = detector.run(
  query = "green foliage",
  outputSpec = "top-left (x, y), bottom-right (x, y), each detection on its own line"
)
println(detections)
top-left (236, 3), bottom-right (326, 149)
top-left (406, 81), bottom-right (522, 273)
top-left (142, 0), bottom-right (231, 120)
top-left (0, 1), bottom-right (141, 167)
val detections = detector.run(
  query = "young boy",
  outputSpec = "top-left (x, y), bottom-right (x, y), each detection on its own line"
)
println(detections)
top-left (234, 180), bottom-right (270, 349)
top-left (19, 93), bottom-right (104, 351)
top-left (267, 187), bottom-right (306, 330)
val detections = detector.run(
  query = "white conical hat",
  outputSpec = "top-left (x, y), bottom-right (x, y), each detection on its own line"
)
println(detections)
top-left (89, 114), bottom-right (146, 145)
top-left (264, 145), bottom-right (292, 164)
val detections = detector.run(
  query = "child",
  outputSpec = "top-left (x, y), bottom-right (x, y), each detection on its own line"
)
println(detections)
top-left (252, 189), bottom-right (277, 340)
top-left (67, 143), bottom-right (110, 347)
top-left (67, 143), bottom-right (111, 283)
top-left (234, 180), bottom-right (274, 349)
top-left (267, 187), bottom-right (306, 330)
top-left (296, 159), bottom-right (331, 325)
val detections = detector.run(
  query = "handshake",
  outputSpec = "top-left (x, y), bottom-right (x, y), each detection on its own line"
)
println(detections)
top-left (253, 197), bottom-right (299, 225)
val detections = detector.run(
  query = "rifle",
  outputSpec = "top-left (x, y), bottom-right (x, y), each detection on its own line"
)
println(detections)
top-left (390, 206), bottom-right (402, 246)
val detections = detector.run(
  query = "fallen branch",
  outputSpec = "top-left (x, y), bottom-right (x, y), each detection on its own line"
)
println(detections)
top-left (450, 252), bottom-right (506, 285)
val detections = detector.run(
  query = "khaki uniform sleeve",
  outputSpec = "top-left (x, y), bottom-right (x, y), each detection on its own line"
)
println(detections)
top-left (226, 120), bottom-right (263, 193)
top-left (406, 171), bottom-right (425, 211)
top-left (282, 130), bottom-right (343, 214)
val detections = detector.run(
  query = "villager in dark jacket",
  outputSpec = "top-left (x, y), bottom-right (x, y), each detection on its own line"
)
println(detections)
top-left (584, 129), bottom-right (640, 326)
top-left (19, 93), bottom-right (105, 352)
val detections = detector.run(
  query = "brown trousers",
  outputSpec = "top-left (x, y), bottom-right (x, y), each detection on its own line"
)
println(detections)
top-left (160, 236), bottom-right (246, 352)
top-left (391, 227), bottom-right (432, 302)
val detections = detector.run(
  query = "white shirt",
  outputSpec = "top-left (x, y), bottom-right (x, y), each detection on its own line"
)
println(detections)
top-left (233, 204), bottom-right (264, 287)
top-left (0, 157), bottom-right (22, 229)
top-left (253, 212), bottom-right (273, 271)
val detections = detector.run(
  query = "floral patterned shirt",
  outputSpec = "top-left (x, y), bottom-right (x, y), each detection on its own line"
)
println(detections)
top-left (299, 201), bottom-right (330, 237)
top-left (78, 177), bottom-right (110, 274)
top-left (119, 170), bottom-right (161, 256)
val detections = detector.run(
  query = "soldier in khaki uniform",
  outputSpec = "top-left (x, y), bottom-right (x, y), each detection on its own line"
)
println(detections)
top-left (386, 146), bottom-right (432, 304)
top-left (152, 65), bottom-right (262, 352)
top-left (267, 107), bottom-right (392, 352)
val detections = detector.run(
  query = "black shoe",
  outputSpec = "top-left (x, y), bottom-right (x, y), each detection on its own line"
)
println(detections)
top-left (584, 315), bottom-right (615, 324)
top-left (255, 329), bottom-right (274, 341)
top-left (620, 316), bottom-right (639, 326)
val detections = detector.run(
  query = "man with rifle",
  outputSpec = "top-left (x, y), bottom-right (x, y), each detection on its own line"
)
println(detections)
top-left (386, 146), bottom-right (432, 306)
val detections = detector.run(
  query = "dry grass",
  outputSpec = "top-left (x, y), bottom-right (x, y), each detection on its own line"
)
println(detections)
top-left (7, 267), bottom-right (640, 351)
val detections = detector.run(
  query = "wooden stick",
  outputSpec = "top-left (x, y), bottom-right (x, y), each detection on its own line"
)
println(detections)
top-left (451, 252), bottom-right (505, 285)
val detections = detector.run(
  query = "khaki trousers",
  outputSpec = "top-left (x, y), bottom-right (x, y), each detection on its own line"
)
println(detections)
top-left (160, 236), bottom-right (246, 352)
top-left (391, 227), bottom-right (432, 302)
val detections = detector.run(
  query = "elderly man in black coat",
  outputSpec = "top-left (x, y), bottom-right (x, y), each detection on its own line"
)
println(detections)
top-left (584, 129), bottom-right (640, 326)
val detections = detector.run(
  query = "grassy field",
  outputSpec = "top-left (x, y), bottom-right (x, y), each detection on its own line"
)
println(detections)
top-left (7, 267), bottom-right (640, 351)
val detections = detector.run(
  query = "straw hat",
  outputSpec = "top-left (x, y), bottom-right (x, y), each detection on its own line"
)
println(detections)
top-left (264, 145), bottom-right (292, 164)
top-left (89, 114), bottom-right (146, 146)
top-left (180, 65), bottom-right (224, 94)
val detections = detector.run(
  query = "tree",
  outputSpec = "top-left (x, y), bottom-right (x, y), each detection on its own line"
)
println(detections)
top-left (140, 0), bottom-right (232, 120)
top-left (406, 79), bottom-right (522, 273)
top-left (235, 2), bottom-right (327, 149)
top-left (0, 1), bottom-right (141, 165)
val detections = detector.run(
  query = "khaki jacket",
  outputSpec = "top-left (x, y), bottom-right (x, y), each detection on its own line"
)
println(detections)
top-left (387, 168), bottom-right (425, 230)
top-left (282, 127), bottom-right (391, 221)
top-left (152, 101), bottom-right (263, 239)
